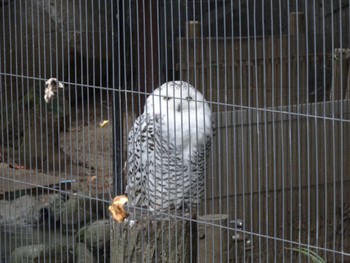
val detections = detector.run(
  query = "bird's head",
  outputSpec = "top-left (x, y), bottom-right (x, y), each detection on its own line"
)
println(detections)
top-left (144, 81), bottom-right (213, 152)
top-left (145, 81), bottom-right (208, 117)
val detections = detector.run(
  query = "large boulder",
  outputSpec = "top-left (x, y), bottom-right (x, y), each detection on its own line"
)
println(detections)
top-left (77, 219), bottom-right (111, 261)
top-left (0, 194), bottom-right (64, 228)
top-left (10, 242), bottom-right (73, 263)
top-left (75, 243), bottom-right (95, 263)
top-left (59, 194), bottom-right (104, 229)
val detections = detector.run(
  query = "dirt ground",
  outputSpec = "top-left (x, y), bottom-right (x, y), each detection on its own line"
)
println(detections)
top-left (59, 121), bottom-right (114, 196)
top-left (56, 97), bottom-right (116, 197)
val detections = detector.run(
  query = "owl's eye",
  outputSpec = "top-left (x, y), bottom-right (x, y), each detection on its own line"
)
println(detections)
top-left (163, 96), bottom-right (172, 101)
top-left (186, 96), bottom-right (193, 100)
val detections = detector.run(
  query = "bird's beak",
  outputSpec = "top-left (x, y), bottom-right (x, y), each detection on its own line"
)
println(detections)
top-left (177, 104), bottom-right (182, 112)
top-left (154, 113), bottom-right (161, 122)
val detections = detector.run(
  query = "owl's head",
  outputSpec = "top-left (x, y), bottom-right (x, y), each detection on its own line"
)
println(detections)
top-left (144, 81), bottom-right (213, 152)
top-left (145, 81), bottom-right (209, 116)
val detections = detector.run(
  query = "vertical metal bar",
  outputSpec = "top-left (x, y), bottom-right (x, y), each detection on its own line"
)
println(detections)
top-left (71, 0), bottom-right (79, 251)
top-left (55, 0), bottom-right (62, 261)
top-left (1, 2), bottom-right (9, 262)
top-left (102, 1), bottom-right (110, 261)
top-left (293, 3), bottom-right (303, 263)
top-left (338, 3), bottom-right (344, 263)
top-left (81, 14), bottom-right (89, 254)
top-left (245, 1), bottom-right (255, 262)
top-left (181, 2), bottom-right (188, 260)
top-left (330, 0), bottom-right (336, 262)
top-left (77, 0), bottom-right (85, 257)
top-left (311, 0), bottom-right (320, 259)
top-left (221, 0), bottom-right (231, 262)
top-left (320, 1), bottom-right (328, 260)
top-left (286, 2), bottom-right (295, 262)
top-left (0, 5), bottom-right (4, 259)
top-left (150, 3), bottom-right (162, 262)
top-left (162, 1), bottom-right (171, 261)
top-left (91, 1), bottom-right (100, 262)
top-left (278, 0), bottom-right (286, 261)
top-left (214, 0), bottom-right (223, 260)
top-left (207, 1), bottom-right (213, 262)
top-left (9, 0), bottom-right (15, 213)
top-left (198, 1), bottom-right (207, 261)
top-left (304, 2), bottom-right (312, 261)
top-left (268, 1), bottom-right (278, 261)
top-left (113, 0), bottom-right (123, 197)
top-left (65, 0), bottom-right (75, 260)
top-left (17, 0), bottom-right (24, 256)
top-left (252, 1), bottom-right (262, 262)
top-left (262, 1), bottom-right (270, 260)
top-left (0, 2), bottom-right (7, 260)
top-left (237, 0), bottom-right (247, 261)
top-left (230, 0), bottom-right (238, 260)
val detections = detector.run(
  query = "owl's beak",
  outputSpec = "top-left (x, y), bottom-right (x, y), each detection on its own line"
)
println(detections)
top-left (177, 104), bottom-right (182, 112)
top-left (154, 113), bottom-right (161, 122)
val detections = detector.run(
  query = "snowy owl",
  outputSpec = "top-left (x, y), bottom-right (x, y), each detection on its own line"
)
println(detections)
top-left (125, 81), bottom-right (215, 211)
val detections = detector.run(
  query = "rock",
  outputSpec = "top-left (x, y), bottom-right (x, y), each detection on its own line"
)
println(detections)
top-left (0, 194), bottom-right (65, 228)
top-left (10, 244), bottom-right (47, 263)
top-left (0, 196), bottom-right (38, 227)
top-left (30, 194), bottom-right (65, 226)
top-left (75, 243), bottom-right (95, 263)
top-left (0, 162), bottom-right (9, 169)
top-left (44, 194), bottom-right (66, 222)
top-left (77, 219), bottom-right (111, 261)
top-left (60, 195), bottom-right (87, 226)
top-left (10, 242), bottom-right (72, 263)
top-left (77, 220), bottom-right (111, 250)
top-left (60, 195), bottom-right (101, 228)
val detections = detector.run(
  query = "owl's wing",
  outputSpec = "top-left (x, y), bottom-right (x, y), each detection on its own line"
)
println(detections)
top-left (189, 116), bottom-right (215, 204)
top-left (125, 113), bottom-right (155, 207)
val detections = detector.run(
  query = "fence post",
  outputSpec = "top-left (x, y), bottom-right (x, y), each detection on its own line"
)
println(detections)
top-left (197, 214), bottom-right (229, 262)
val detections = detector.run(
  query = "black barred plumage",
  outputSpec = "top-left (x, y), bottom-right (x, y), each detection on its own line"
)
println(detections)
top-left (125, 81), bottom-right (215, 211)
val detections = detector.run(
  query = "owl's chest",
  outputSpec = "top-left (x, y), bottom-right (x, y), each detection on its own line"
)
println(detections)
top-left (153, 128), bottom-right (199, 164)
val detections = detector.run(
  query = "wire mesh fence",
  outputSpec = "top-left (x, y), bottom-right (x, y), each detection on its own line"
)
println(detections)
top-left (1, 0), bottom-right (350, 262)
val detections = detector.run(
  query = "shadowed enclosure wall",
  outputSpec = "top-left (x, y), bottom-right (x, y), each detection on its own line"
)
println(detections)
top-left (205, 100), bottom-right (350, 261)
top-left (177, 35), bottom-right (310, 111)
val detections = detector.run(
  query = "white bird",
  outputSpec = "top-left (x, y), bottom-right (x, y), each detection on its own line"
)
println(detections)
top-left (44, 78), bottom-right (64, 103)
top-left (125, 81), bottom-right (215, 211)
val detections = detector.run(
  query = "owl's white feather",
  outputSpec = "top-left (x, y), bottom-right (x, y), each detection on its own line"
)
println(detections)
top-left (125, 81), bottom-right (214, 211)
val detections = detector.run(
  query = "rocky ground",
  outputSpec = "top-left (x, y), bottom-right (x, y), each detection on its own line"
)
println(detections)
top-left (0, 191), bottom-right (112, 262)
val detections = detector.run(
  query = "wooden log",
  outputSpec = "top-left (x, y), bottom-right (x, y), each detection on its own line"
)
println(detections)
top-left (110, 211), bottom-right (197, 262)
top-left (197, 214), bottom-right (229, 263)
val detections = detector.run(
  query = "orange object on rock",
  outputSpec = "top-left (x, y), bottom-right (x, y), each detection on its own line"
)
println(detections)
top-left (108, 195), bottom-right (129, 223)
